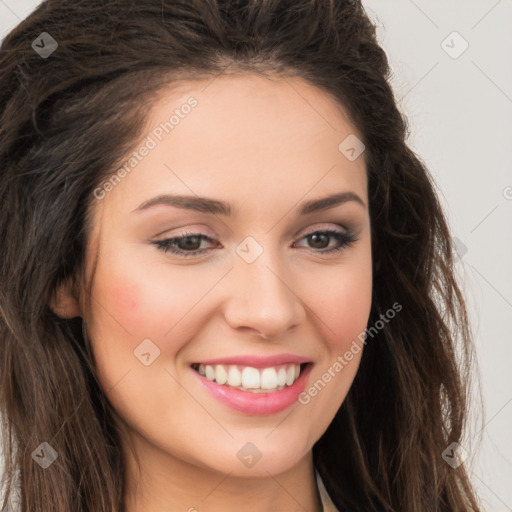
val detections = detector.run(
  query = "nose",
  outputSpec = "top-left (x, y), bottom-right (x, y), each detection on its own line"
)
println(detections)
top-left (223, 246), bottom-right (306, 340)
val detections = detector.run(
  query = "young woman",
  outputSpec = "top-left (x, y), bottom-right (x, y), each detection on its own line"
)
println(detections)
top-left (0, 1), bottom-right (481, 510)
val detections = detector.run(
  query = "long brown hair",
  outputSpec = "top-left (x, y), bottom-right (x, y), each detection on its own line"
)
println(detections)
top-left (0, 0), bottom-right (481, 510)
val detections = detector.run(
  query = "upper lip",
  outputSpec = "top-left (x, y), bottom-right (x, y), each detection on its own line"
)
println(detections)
top-left (192, 354), bottom-right (312, 368)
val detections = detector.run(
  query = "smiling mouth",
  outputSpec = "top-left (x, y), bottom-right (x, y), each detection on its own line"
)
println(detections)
top-left (191, 362), bottom-right (309, 393)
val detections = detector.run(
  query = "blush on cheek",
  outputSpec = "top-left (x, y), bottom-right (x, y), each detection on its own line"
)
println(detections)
top-left (326, 289), bottom-right (372, 353)
top-left (108, 281), bottom-right (141, 319)
top-left (103, 279), bottom-right (173, 340)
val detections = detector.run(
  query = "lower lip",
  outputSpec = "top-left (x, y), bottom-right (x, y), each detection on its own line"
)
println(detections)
top-left (193, 364), bottom-right (313, 415)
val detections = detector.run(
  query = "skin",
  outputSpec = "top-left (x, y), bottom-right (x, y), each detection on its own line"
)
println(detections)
top-left (52, 72), bottom-right (372, 512)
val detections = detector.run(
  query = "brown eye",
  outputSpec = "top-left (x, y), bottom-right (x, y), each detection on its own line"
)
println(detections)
top-left (294, 229), bottom-right (357, 254)
top-left (174, 235), bottom-right (203, 251)
top-left (152, 233), bottom-right (217, 257)
top-left (307, 232), bottom-right (330, 249)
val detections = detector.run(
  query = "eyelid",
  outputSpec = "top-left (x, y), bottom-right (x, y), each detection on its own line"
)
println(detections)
top-left (151, 224), bottom-right (219, 239)
top-left (156, 222), bottom-right (351, 244)
top-left (152, 221), bottom-right (357, 259)
top-left (296, 222), bottom-right (351, 237)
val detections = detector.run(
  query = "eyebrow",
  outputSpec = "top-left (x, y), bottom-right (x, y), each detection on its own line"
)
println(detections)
top-left (132, 191), bottom-right (366, 216)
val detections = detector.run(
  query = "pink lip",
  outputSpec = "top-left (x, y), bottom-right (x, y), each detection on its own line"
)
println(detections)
top-left (193, 363), bottom-right (313, 415)
top-left (193, 353), bottom-right (312, 368)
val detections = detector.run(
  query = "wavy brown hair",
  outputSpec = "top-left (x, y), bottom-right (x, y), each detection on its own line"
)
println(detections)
top-left (0, 0), bottom-right (481, 510)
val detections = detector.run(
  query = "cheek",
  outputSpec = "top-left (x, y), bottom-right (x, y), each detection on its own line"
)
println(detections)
top-left (85, 259), bottom-right (202, 421)
top-left (315, 258), bottom-right (373, 352)
top-left (92, 257), bottom-right (189, 339)
top-left (84, 251), bottom-right (180, 390)
top-left (102, 275), bottom-right (218, 341)
top-left (334, 274), bottom-right (372, 345)
top-left (87, 251), bottom-right (219, 368)
top-left (96, 278), bottom-right (167, 338)
top-left (297, 260), bottom-right (371, 436)
top-left (110, 282), bottom-right (140, 315)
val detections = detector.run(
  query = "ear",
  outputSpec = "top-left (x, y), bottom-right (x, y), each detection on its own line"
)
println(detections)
top-left (49, 278), bottom-right (82, 319)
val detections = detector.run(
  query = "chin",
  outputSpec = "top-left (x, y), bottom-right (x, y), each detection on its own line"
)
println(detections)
top-left (188, 434), bottom-right (311, 478)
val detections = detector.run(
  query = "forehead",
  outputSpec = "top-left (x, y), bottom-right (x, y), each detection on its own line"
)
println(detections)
top-left (96, 72), bottom-right (367, 220)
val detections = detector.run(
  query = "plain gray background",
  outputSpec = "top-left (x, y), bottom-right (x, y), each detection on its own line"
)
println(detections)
top-left (1, 1), bottom-right (511, 510)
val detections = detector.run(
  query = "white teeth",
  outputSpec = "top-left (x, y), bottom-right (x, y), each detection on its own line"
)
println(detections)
top-left (205, 365), bottom-right (215, 381)
top-left (197, 362), bottom-right (304, 391)
top-left (260, 367), bottom-right (277, 389)
top-left (241, 367), bottom-right (260, 389)
top-left (214, 364), bottom-right (228, 385)
top-left (276, 367), bottom-right (287, 387)
top-left (227, 365), bottom-right (242, 387)
top-left (285, 366), bottom-right (295, 386)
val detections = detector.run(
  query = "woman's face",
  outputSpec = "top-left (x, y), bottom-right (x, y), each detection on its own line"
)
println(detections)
top-left (80, 73), bottom-right (372, 478)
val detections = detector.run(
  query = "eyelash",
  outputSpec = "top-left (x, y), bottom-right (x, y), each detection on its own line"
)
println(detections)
top-left (152, 228), bottom-right (357, 258)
